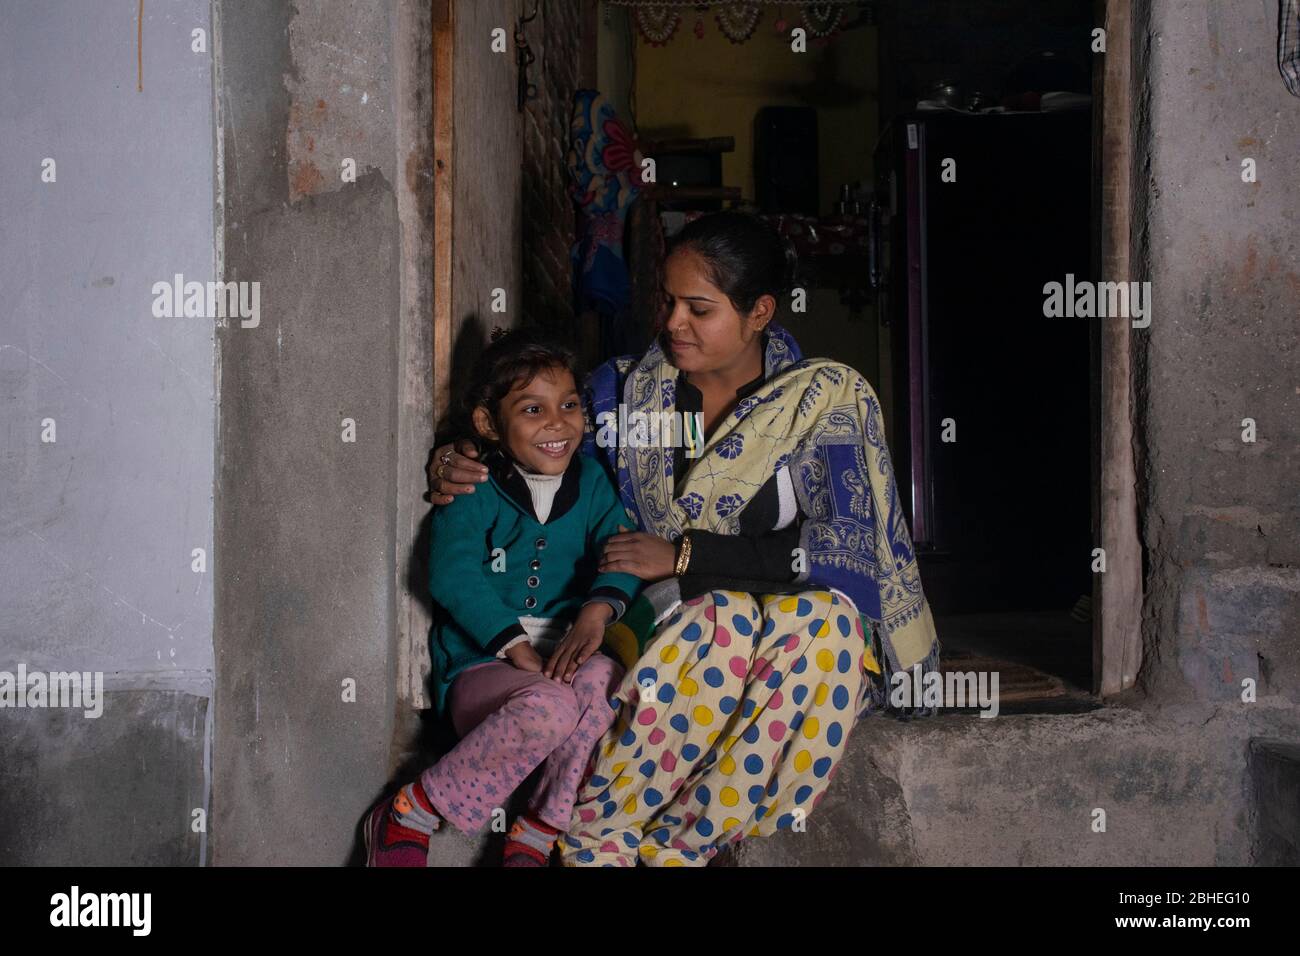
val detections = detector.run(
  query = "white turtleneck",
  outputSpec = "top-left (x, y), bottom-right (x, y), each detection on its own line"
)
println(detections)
top-left (513, 462), bottom-right (564, 524)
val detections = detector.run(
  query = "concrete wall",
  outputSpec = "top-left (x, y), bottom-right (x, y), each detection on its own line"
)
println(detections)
top-left (0, 0), bottom-right (216, 865)
top-left (1132, 0), bottom-right (1300, 706)
top-left (211, 0), bottom-right (433, 865)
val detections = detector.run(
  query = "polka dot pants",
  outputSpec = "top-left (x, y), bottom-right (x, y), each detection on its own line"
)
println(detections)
top-left (562, 589), bottom-right (866, 867)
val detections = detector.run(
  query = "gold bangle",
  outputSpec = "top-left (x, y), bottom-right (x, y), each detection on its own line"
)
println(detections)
top-left (674, 533), bottom-right (693, 576)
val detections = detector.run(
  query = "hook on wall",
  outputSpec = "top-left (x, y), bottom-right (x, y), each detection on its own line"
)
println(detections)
top-left (516, 0), bottom-right (540, 111)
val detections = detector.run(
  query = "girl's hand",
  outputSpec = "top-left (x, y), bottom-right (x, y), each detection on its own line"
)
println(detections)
top-left (426, 438), bottom-right (489, 505)
top-left (598, 528), bottom-right (677, 582)
top-left (545, 606), bottom-right (611, 683)
top-left (505, 642), bottom-right (544, 672)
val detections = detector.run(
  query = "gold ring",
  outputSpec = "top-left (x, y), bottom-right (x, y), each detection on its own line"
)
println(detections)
top-left (435, 464), bottom-right (447, 480)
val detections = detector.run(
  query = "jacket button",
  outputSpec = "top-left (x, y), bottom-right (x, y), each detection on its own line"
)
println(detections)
top-left (527, 575), bottom-right (540, 588)
top-left (534, 537), bottom-right (547, 550)
top-left (524, 596), bottom-right (537, 609)
top-left (529, 559), bottom-right (541, 571)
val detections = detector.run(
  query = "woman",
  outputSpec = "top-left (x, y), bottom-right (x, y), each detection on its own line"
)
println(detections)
top-left (429, 211), bottom-right (939, 866)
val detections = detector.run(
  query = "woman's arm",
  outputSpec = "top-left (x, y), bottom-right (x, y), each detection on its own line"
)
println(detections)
top-left (676, 524), bottom-right (804, 600)
top-left (426, 438), bottom-right (489, 505)
top-left (676, 468), bottom-right (805, 597)
top-left (597, 470), bottom-right (807, 596)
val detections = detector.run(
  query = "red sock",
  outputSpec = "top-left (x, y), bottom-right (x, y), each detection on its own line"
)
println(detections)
top-left (503, 814), bottom-right (559, 867)
top-left (405, 779), bottom-right (438, 816)
top-left (390, 779), bottom-right (441, 839)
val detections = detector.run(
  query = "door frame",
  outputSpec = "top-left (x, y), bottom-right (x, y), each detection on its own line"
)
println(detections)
top-left (1092, 0), bottom-right (1143, 696)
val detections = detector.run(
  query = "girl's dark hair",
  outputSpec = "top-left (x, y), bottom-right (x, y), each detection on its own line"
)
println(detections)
top-left (460, 326), bottom-right (578, 450)
top-left (666, 210), bottom-right (799, 316)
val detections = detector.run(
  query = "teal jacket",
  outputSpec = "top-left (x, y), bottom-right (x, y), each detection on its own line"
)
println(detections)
top-left (427, 448), bottom-right (641, 715)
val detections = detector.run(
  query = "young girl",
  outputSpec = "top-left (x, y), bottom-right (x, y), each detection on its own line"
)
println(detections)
top-left (365, 328), bottom-right (640, 867)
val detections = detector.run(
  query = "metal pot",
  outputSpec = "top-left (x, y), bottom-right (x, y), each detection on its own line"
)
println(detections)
top-left (929, 80), bottom-right (962, 108)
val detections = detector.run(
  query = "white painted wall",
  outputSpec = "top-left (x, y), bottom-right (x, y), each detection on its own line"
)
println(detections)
top-left (0, 0), bottom-right (216, 692)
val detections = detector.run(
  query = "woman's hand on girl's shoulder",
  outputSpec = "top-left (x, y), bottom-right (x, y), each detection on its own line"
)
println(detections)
top-left (426, 438), bottom-right (490, 505)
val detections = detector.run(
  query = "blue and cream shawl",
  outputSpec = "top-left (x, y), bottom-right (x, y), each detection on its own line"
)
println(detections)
top-left (582, 323), bottom-right (941, 714)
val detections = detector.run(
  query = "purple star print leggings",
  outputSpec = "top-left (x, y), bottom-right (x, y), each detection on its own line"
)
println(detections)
top-left (420, 654), bottom-right (624, 832)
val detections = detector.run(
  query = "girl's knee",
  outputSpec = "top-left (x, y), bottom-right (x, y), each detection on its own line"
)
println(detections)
top-left (573, 653), bottom-right (624, 698)
top-left (512, 678), bottom-right (581, 736)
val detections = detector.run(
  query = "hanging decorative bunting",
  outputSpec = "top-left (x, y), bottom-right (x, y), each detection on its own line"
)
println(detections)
top-left (715, 2), bottom-right (763, 44)
top-left (801, 2), bottom-right (844, 38)
top-left (615, 1), bottom-right (861, 46)
top-left (634, 5), bottom-right (682, 46)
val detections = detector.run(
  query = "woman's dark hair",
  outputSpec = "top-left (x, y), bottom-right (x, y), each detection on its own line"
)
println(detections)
top-left (459, 326), bottom-right (579, 450)
top-left (666, 210), bottom-right (799, 316)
